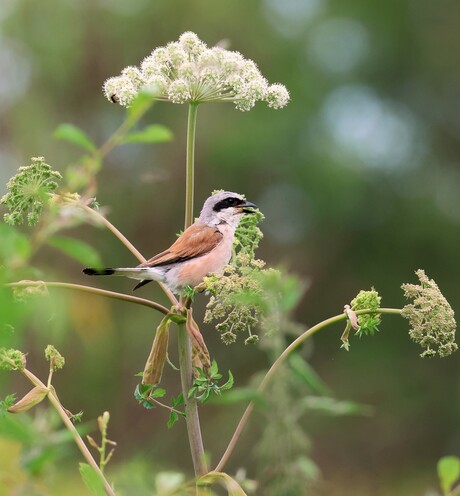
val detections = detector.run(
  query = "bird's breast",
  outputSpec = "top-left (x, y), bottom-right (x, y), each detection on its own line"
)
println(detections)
top-left (176, 229), bottom-right (234, 288)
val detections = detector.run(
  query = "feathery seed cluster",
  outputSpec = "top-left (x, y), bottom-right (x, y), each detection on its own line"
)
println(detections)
top-left (104, 32), bottom-right (290, 111)
top-left (402, 270), bottom-right (457, 358)
top-left (1, 157), bottom-right (62, 226)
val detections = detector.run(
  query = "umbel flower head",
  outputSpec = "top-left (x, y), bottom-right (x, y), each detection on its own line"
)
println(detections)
top-left (104, 31), bottom-right (290, 111)
top-left (402, 269), bottom-right (457, 358)
top-left (1, 157), bottom-right (62, 226)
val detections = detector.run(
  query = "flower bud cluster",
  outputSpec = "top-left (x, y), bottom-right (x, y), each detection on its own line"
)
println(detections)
top-left (402, 270), bottom-right (457, 358)
top-left (1, 157), bottom-right (62, 226)
top-left (0, 348), bottom-right (25, 371)
top-left (204, 201), bottom-right (267, 344)
top-left (45, 345), bottom-right (65, 371)
top-left (350, 288), bottom-right (381, 336)
top-left (103, 32), bottom-right (290, 111)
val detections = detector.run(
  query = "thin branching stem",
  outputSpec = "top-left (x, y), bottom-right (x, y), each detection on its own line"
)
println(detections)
top-left (215, 307), bottom-right (403, 472)
top-left (21, 368), bottom-right (115, 496)
top-left (7, 280), bottom-right (170, 315)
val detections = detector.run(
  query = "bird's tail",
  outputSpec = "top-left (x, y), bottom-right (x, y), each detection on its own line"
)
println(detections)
top-left (83, 267), bottom-right (164, 291)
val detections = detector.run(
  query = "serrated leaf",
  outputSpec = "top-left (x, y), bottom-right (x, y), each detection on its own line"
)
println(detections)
top-left (167, 411), bottom-right (179, 429)
top-left (198, 471), bottom-right (247, 496)
top-left (150, 387), bottom-right (166, 399)
top-left (220, 370), bottom-right (234, 391)
top-left (120, 125), bottom-right (173, 144)
top-left (171, 393), bottom-right (184, 408)
top-left (48, 236), bottom-right (102, 267)
top-left (79, 463), bottom-right (106, 496)
top-left (54, 124), bottom-right (96, 152)
top-left (210, 360), bottom-right (219, 376)
top-left (438, 456), bottom-right (460, 495)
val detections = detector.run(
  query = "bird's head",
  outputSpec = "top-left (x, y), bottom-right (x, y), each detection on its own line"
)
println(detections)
top-left (199, 191), bottom-right (257, 227)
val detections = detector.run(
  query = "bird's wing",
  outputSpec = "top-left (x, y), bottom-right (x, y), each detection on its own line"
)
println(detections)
top-left (138, 224), bottom-right (223, 268)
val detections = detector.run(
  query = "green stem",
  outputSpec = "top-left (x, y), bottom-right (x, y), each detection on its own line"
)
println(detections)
top-left (177, 324), bottom-right (208, 477)
top-left (21, 369), bottom-right (115, 496)
top-left (184, 103), bottom-right (199, 229)
top-left (215, 307), bottom-right (403, 472)
top-left (7, 281), bottom-right (170, 315)
top-left (178, 102), bottom-right (209, 492)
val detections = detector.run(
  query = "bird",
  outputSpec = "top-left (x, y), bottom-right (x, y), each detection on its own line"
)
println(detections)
top-left (83, 191), bottom-right (257, 295)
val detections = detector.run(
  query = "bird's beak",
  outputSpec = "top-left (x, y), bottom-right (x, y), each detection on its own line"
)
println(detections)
top-left (241, 201), bottom-right (258, 214)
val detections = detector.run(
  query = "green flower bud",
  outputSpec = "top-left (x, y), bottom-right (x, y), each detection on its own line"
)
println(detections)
top-left (45, 345), bottom-right (65, 370)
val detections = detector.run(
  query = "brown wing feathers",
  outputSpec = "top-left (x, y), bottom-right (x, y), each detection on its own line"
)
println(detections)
top-left (138, 224), bottom-right (223, 268)
top-left (133, 224), bottom-right (223, 291)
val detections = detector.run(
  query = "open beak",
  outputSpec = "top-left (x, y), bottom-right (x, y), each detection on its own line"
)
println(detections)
top-left (241, 201), bottom-right (258, 214)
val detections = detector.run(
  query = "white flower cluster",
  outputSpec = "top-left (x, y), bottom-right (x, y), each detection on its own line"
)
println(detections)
top-left (103, 32), bottom-right (290, 111)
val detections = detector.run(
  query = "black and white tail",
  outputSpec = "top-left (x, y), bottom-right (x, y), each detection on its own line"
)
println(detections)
top-left (83, 267), bottom-right (164, 291)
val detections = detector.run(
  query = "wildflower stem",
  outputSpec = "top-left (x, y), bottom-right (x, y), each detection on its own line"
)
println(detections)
top-left (21, 368), bottom-right (115, 496)
top-left (177, 324), bottom-right (208, 477)
top-left (6, 281), bottom-right (170, 315)
top-left (184, 103), bottom-right (199, 229)
top-left (215, 307), bottom-right (403, 472)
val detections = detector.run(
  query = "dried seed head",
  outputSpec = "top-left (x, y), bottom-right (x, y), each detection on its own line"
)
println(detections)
top-left (402, 270), bottom-right (457, 358)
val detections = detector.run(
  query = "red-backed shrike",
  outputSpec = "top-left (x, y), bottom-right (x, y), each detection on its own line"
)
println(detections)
top-left (83, 191), bottom-right (257, 294)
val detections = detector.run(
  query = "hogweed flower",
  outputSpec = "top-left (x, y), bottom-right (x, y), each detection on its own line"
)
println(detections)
top-left (402, 269), bottom-right (457, 358)
top-left (103, 31), bottom-right (290, 111)
top-left (1, 157), bottom-right (62, 226)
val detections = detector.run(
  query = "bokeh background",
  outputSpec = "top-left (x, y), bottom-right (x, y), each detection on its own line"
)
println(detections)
top-left (1, 0), bottom-right (459, 495)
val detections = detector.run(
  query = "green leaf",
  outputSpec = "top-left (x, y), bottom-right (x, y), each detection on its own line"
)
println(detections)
top-left (127, 91), bottom-right (154, 121)
top-left (438, 456), bottom-right (460, 496)
top-left (220, 370), bottom-right (234, 391)
top-left (48, 236), bottom-right (102, 267)
top-left (150, 387), bottom-right (166, 399)
top-left (210, 360), bottom-right (219, 377)
top-left (300, 396), bottom-right (373, 417)
top-left (54, 124), bottom-right (96, 152)
top-left (209, 387), bottom-right (265, 406)
top-left (120, 124), bottom-right (173, 144)
top-left (0, 224), bottom-right (31, 264)
top-left (171, 393), bottom-right (184, 408)
top-left (167, 411), bottom-right (179, 429)
top-left (79, 463), bottom-right (106, 496)
top-left (288, 353), bottom-right (333, 396)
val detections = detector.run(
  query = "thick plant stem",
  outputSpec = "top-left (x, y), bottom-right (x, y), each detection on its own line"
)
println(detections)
top-left (177, 324), bottom-right (208, 477)
top-left (184, 103), bottom-right (199, 229)
top-left (179, 102), bottom-right (209, 493)
top-left (22, 369), bottom-right (115, 496)
top-left (215, 307), bottom-right (403, 472)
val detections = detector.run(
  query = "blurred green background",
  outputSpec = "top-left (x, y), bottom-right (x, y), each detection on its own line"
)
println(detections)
top-left (0, 0), bottom-right (459, 494)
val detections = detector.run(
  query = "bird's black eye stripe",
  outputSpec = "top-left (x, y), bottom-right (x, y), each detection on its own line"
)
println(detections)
top-left (213, 197), bottom-right (244, 211)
